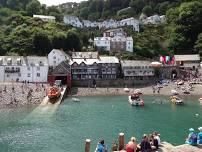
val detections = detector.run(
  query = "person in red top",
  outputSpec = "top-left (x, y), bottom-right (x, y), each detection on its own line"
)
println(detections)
top-left (126, 137), bottom-right (137, 152)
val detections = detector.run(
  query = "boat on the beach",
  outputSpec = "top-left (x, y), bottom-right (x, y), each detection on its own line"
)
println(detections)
top-left (48, 86), bottom-right (61, 103)
top-left (171, 89), bottom-right (178, 95)
top-left (182, 89), bottom-right (190, 94)
top-left (170, 96), bottom-right (183, 105)
top-left (128, 92), bottom-right (144, 106)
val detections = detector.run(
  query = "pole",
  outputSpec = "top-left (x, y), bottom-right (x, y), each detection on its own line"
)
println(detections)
top-left (85, 139), bottom-right (91, 152)
top-left (118, 132), bottom-right (124, 150)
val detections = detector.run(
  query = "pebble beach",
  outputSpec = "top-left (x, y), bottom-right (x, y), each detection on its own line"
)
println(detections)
top-left (0, 82), bottom-right (49, 108)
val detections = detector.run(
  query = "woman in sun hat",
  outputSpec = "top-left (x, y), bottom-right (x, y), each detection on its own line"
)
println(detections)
top-left (197, 127), bottom-right (202, 144)
top-left (185, 128), bottom-right (197, 146)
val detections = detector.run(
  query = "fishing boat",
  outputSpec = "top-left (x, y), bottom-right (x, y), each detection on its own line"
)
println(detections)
top-left (171, 89), bottom-right (178, 95)
top-left (170, 96), bottom-right (183, 105)
top-left (48, 86), bottom-right (61, 103)
top-left (128, 92), bottom-right (144, 106)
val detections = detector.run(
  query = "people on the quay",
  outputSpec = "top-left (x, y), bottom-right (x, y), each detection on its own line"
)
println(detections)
top-left (149, 134), bottom-right (159, 150)
top-left (95, 139), bottom-right (108, 152)
top-left (153, 131), bottom-right (161, 146)
top-left (197, 126), bottom-right (202, 144)
top-left (126, 137), bottom-right (137, 152)
top-left (185, 128), bottom-right (197, 146)
top-left (139, 134), bottom-right (152, 152)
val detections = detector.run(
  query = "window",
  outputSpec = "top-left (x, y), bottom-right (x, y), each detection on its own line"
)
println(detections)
top-left (53, 56), bottom-right (56, 59)
top-left (54, 61), bottom-right (56, 64)
top-left (27, 73), bottom-right (31, 77)
top-left (18, 73), bottom-right (21, 77)
top-left (37, 73), bottom-right (40, 77)
top-left (37, 66), bottom-right (40, 71)
top-left (27, 67), bottom-right (30, 70)
top-left (7, 74), bottom-right (9, 77)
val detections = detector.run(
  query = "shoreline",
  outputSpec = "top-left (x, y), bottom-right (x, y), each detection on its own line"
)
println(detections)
top-left (69, 83), bottom-right (202, 97)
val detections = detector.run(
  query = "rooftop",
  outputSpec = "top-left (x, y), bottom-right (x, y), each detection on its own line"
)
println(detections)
top-left (121, 60), bottom-right (152, 67)
top-left (72, 52), bottom-right (98, 59)
top-left (174, 54), bottom-right (200, 61)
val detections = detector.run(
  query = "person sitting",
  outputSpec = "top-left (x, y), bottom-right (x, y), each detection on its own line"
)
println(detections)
top-left (185, 128), bottom-right (197, 146)
top-left (197, 127), bottom-right (202, 144)
top-left (149, 134), bottom-right (158, 150)
top-left (95, 139), bottom-right (108, 152)
top-left (153, 131), bottom-right (161, 146)
top-left (140, 134), bottom-right (152, 152)
top-left (126, 137), bottom-right (137, 152)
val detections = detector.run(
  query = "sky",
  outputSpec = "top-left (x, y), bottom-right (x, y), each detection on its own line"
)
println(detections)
top-left (38, 0), bottom-right (85, 6)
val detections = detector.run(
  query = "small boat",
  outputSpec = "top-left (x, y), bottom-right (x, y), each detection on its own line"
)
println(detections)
top-left (48, 86), bottom-right (61, 103)
top-left (128, 93), bottom-right (144, 106)
top-left (134, 89), bottom-right (142, 95)
top-left (171, 89), bottom-right (178, 95)
top-left (170, 96), bottom-right (183, 105)
top-left (177, 81), bottom-right (184, 85)
top-left (72, 98), bottom-right (80, 102)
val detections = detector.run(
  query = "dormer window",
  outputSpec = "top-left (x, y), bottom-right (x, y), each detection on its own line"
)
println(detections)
top-left (7, 58), bottom-right (12, 65)
top-left (0, 58), bottom-right (3, 65)
top-left (39, 61), bottom-right (44, 66)
top-left (17, 58), bottom-right (21, 65)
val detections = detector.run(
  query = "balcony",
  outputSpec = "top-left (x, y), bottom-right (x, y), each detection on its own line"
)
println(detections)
top-left (5, 67), bottom-right (20, 73)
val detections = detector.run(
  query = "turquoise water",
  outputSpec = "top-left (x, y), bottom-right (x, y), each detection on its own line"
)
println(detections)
top-left (0, 95), bottom-right (202, 152)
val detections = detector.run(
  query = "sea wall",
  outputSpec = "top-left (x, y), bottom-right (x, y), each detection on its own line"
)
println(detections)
top-left (72, 78), bottom-right (156, 87)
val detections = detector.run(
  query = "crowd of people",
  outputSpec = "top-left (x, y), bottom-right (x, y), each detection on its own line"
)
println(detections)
top-left (95, 131), bottom-right (161, 152)
top-left (185, 127), bottom-right (202, 146)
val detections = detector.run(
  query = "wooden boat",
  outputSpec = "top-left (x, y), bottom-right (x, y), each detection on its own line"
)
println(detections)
top-left (128, 93), bottom-right (144, 106)
top-left (170, 96), bottom-right (183, 105)
top-left (48, 87), bottom-right (61, 103)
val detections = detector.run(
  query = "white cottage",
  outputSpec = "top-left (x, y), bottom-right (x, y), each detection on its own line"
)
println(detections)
top-left (94, 37), bottom-right (111, 51)
top-left (0, 56), bottom-right (48, 83)
top-left (48, 49), bottom-right (70, 68)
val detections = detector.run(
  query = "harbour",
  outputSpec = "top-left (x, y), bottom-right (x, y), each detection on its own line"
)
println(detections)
top-left (0, 95), bottom-right (201, 152)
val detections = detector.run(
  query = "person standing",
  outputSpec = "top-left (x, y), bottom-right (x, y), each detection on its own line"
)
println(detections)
top-left (95, 139), bottom-right (108, 152)
top-left (197, 127), bottom-right (202, 144)
top-left (126, 137), bottom-right (137, 152)
top-left (140, 134), bottom-right (152, 152)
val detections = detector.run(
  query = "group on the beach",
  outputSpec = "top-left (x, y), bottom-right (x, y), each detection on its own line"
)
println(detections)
top-left (152, 85), bottom-right (161, 94)
top-left (185, 127), bottom-right (202, 145)
top-left (95, 131), bottom-right (161, 152)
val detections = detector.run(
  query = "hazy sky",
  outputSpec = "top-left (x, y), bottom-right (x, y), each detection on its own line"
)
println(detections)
top-left (39, 0), bottom-right (85, 6)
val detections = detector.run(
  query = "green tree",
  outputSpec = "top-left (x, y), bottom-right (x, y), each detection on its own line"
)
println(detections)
top-left (26, 0), bottom-right (41, 16)
top-left (195, 33), bottom-right (202, 52)
top-left (65, 30), bottom-right (81, 52)
top-left (33, 31), bottom-right (52, 55)
top-left (142, 5), bottom-right (153, 16)
top-left (52, 33), bottom-right (66, 50)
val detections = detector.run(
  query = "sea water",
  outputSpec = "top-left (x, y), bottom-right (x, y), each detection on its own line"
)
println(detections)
top-left (0, 95), bottom-right (201, 152)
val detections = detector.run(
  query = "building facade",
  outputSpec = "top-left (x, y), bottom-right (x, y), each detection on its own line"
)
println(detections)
top-left (121, 60), bottom-right (154, 80)
top-left (174, 54), bottom-right (201, 70)
top-left (0, 56), bottom-right (48, 83)
top-left (48, 49), bottom-right (70, 68)
top-left (63, 15), bottom-right (139, 32)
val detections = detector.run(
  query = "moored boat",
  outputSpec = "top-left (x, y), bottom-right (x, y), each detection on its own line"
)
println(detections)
top-left (170, 96), bottom-right (183, 105)
top-left (48, 86), bottom-right (61, 103)
top-left (128, 92), bottom-right (144, 106)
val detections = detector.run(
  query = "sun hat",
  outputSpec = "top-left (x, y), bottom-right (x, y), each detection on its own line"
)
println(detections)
top-left (198, 127), bottom-right (202, 131)
top-left (189, 128), bottom-right (194, 132)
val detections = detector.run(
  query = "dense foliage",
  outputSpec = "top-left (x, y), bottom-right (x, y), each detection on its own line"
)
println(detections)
top-left (0, 0), bottom-right (202, 58)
